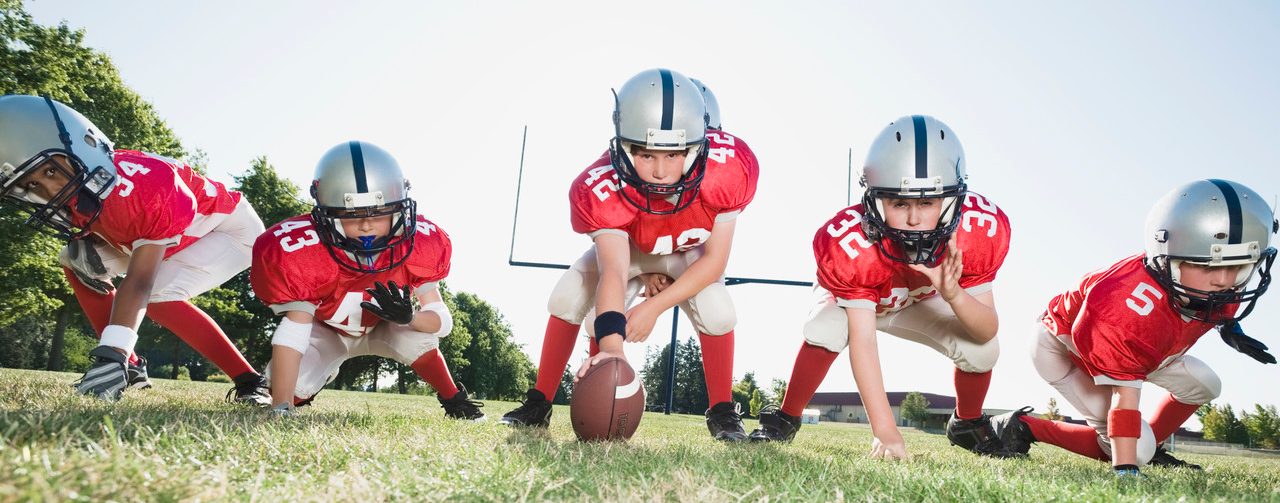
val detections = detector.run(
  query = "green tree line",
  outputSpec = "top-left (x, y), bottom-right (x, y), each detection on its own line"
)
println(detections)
top-left (0, 2), bottom-right (535, 400)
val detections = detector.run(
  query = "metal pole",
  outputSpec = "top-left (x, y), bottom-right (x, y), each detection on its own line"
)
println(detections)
top-left (847, 147), bottom-right (853, 207)
top-left (664, 305), bottom-right (679, 415)
top-left (507, 126), bottom-right (528, 265)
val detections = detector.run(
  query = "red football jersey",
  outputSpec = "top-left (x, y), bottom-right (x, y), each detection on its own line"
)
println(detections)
top-left (251, 214), bottom-right (451, 337)
top-left (1042, 254), bottom-right (1230, 385)
top-left (73, 150), bottom-right (242, 259)
top-left (569, 130), bottom-right (759, 255)
top-left (813, 193), bottom-right (1011, 315)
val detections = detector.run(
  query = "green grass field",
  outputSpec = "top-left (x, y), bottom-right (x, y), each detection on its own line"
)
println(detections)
top-left (2, 369), bottom-right (1279, 502)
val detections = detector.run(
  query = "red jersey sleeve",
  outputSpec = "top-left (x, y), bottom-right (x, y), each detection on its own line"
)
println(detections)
top-left (100, 152), bottom-right (198, 249)
top-left (251, 216), bottom-right (337, 314)
top-left (955, 193), bottom-right (1012, 291)
top-left (813, 205), bottom-right (892, 308)
top-left (569, 151), bottom-right (639, 236)
top-left (697, 131), bottom-right (760, 218)
top-left (403, 216), bottom-right (452, 287)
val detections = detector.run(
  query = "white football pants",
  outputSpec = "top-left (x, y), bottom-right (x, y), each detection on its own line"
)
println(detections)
top-left (547, 244), bottom-right (736, 337)
top-left (268, 320), bottom-right (443, 400)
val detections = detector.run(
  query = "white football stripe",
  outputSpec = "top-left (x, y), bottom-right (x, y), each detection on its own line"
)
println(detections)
top-left (615, 375), bottom-right (641, 399)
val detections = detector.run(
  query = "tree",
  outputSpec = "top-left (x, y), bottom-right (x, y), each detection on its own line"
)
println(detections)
top-left (769, 378), bottom-right (788, 407)
top-left (1200, 403), bottom-right (1250, 445)
top-left (749, 389), bottom-right (764, 418)
top-left (553, 367), bottom-right (574, 405)
top-left (1242, 405), bottom-right (1280, 449)
top-left (639, 338), bottom-right (708, 414)
top-left (900, 391), bottom-right (930, 428)
top-left (732, 372), bottom-right (760, 417)
top-left (1043, 397), bottom-right (1063, 421)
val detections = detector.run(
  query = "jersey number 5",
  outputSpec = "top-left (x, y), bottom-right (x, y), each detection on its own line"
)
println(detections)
top-left (1125, 282), bottom-right (1164, 316)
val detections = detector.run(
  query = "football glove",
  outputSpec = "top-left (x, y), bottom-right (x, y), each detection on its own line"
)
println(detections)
top-left (59, 237), bottom-right (114, 295)
top-left (1219, 322), bottom-right (1276, 364)
top-left (73, 345), bottom-right (129, 400)
top-left (361, 281), bottom-right (417, 325)
top-left (1113, 464), bottom-right (1145, 479)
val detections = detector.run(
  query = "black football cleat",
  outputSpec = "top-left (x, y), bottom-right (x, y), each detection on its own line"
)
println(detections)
top-left (1149, 445), bottom-right (1202, 470)
top-left (126, 355), bottom-right (154, 390)
top-left (749, 406), bottom-right (801, 442)
top-left (989, 406), bottom-right (1037, 456)
top-left (499, 389), bottom-right (553, 428)
top-left (946, 410), bottom-right (1024, 458)
top-left (439, 384), bottom-right (486, 421)
top-left (226, 373), bottom-right (272, 408)
top-left (705, 401), bottom-right (748, 442)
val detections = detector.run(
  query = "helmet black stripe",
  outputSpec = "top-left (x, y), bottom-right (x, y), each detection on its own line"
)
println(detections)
top-left (349, 141), bottom-right (368, 193)
top-left (1209, 178), bottom-right (1242, 243)
top-left (911, 115), bottom-right (927, 178)
top-left (659, 69), bottom-right (674, 130)
top-left (42, 96), bottom-right (73, 151)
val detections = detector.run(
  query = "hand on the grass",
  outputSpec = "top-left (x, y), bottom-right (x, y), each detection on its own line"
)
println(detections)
top-left (869, 435), bottom-right (909, 461)
top-left (908, 235), bottom-right (963, 302)
top-left (1113, 465), bottom-right (1144, 479)
top-left (639, 273), bottom-right (672, 298)
top-left (624, 301), bottom-right (660, 342)
top-left (576, 350), bottom-right (627, 381)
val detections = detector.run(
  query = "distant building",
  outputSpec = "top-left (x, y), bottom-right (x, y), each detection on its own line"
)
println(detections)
top-left (808, 392), bottom-right (1012, 430)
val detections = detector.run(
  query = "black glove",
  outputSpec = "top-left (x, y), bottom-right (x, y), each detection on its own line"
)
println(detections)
top-left (361, 281), bottom-right (417, 325)
top-left (1219, 322), bottom-right (1276, 364)
top-left (1113, 464), bottom-right (1144, 479)
top-left (59, 238), bottom-right (114, 295)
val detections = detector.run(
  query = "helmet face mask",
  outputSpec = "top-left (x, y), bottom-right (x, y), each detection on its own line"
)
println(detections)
top-left (608, 68), bottom-right (709, 215)
top-left (1143, 179), bottom-right (1278, 324)
top-left (859, 115), bottom-right (968, 266)
top-left (0, 96), bottom-right (117, 240)
top-left (309, 141), bottom-right (416, 274)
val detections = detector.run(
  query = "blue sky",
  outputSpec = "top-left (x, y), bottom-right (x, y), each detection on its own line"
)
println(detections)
top-left (26, 1), bottom-right (1280, 423)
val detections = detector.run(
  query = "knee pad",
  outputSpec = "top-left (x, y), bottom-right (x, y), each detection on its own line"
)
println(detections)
top-left (954, 338), bottom-right (1000, 373)
top-left (689, 306), bottom-right (736, 336)
top-left (1169, 357), bottom-right (1222, 405)
top-left (803, 307), bottom-right (849, 353)
top-left (546, 268), bottom-right (592, 323)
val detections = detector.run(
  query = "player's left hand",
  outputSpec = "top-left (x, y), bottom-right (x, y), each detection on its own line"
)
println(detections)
top-left (1219, 322), bottom-right (1276, 364)
top-left (361, 281), bottom-right (417, 325)
top-left (908, 235), bottom-right (963, 301)
top-left (639, 273), bottom-right (672, 298)
top-left (624, 301), bottom-right (660, 342)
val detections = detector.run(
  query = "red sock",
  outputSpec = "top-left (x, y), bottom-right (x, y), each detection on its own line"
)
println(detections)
top-left (64, 268), bottom-right (113, 335)
top-left (127, 353), bottom-right (140, 366)
top-left (534, 316), bottom-right (581, 399)
top-left (146, 300), bottom-right (256, 380)
top-left (1148, 393), bottom-right (1201, 443)
top-left (1020, 415), bottom-right (1109, 460)
top-left (954, 369), bottom-right (993, 419)
top-left (411, 349), bottom-right (459, 399)
top-left (781, 343), bottom-right (840, 417)
top-left (699, 331), bottom-right (735, 405)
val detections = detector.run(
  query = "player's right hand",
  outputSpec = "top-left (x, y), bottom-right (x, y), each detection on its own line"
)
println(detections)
top-left (639, 273), bottom-right (672, 298)
top-left (1113, 464), bottom-right (1144, 479)
top-left (576, 350), bottom-right (626, 381)
top-left (869, 435), bottom-right (909, 461)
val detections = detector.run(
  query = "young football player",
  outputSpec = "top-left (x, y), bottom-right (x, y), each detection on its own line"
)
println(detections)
top-left (749, 115), bottom-right (1017, 459)
top-left (994, 179), bottom-right (1275, 476)
top-left (499, 69), bottom-right (759, 441)
top-left (253, 140), bottom-right (482, 420)
top-left (0, 95), bottom-right (270, 403)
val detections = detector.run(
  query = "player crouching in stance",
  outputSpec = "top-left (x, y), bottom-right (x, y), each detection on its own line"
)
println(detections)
top-left (750, 116), bottom-right (1018, 459)
top-left (252, 141), bottom-right (482, 420)
top-left (995, 179), bottom-right (1276, 476)
top-left (0, 95), bottom-right (270, 403)
top-left (500, 69), bottom-right (759, 441)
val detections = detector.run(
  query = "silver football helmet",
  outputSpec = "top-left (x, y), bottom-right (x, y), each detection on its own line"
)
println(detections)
top-left (609, 68), bottom-right (709, 215)
top-left (0, 95), bottom-right (117, 239)
top-left (309, 141), bottom-right (416, 273)
top-left (859, 115), bottom-right (967, 265)
top-left (689, 78), bottom-right (721, 130)
top-left (1143, 179), bottom-right (1277, 324)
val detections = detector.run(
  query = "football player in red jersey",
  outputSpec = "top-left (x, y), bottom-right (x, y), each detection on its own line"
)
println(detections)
top-left (0, 95), bottom-right (270, 403)
top-left (499, 70), bottom-right (759, 441)
top-left (749, 115), bottom-right (1019, 459)
top-left (994, 179), bottom-right (1276, 477)
top-left (253, 141), bottom-right (482, 419)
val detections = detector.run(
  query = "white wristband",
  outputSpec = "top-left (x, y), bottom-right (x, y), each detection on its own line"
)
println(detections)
top-left (420, 301), bottom-right (452, 337)
top-left (100, 325), bottom-right (139, 355)
top-left (271, 317), bottom-right (313, 355)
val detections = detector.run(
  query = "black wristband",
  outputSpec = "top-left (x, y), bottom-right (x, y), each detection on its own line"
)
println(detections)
top-left (594, 311), bottom-right (626, 343)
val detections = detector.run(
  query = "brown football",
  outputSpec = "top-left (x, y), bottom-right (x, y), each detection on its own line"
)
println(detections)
top-left (570, 356), bottom-right (645, 441)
